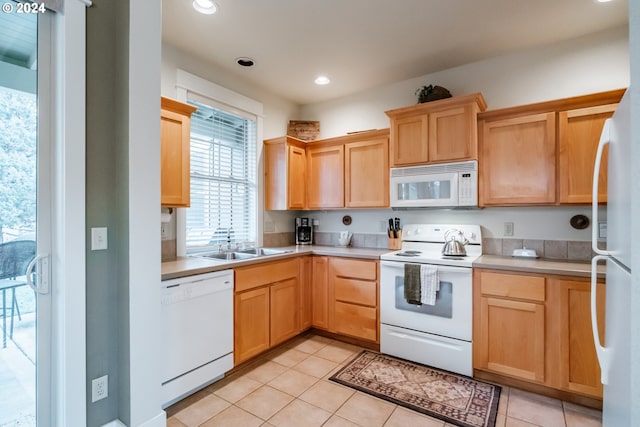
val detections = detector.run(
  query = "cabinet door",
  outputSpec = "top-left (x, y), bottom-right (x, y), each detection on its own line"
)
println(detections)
top-left (478, 296), bottom-right (546, 383)
top-left (480, 113), bottom-right (556, 205)
top-left (390, 115), bottom-right (429, 166)
top-left (270, 278), bottom-right (299, 346)
top-left (551, 277), bottom-right (605, 398)
top-left (474, 269), bottom-right (546, 383)
top-left (307, 145), bottom-right (344, 208)
top-left (234, 287), bottom-right (270, 365)
top-left (311, 256), bottom-right (329, 329)
top-left (264, 140), bottom-right (286, 210)
top-left (558, 104), bottom-right (617, 204)
top-left (287, 145), bottom-right (307, 209)
top-left (299, 256), bottom-right (312, 330)
top-left (345, 138), bottom-right (389, 208)
top-left (161, 104), bottom-right (194, 207)
top-left (429, 105), bottom-right (476, 162)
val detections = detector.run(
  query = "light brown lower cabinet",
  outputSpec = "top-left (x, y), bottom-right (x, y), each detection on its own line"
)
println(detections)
top-left (311, 256), bottom-right (329, 330)
top-left (234, 258), bottom-right (299, 365)
top-left (234, 287), bottom-right (270, 364)
top-left (270, 278), bottom-right (299, 346)
top-left (328, 257), bottom-right (379, 343)
top-left (234, 255), bottom-right (381, 366)
top-left (299, 256), bottom-right (312, 330)
top-left (473, 269), bottom-right (605, 399)
top-left (549, 277), bottom-right (605, 398)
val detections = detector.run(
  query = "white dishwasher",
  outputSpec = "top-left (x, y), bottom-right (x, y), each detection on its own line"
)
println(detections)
top-left (161, 269), bottom-right (234, 407)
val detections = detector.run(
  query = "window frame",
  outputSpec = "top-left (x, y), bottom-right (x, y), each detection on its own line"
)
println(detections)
top-left (174, 70), bottom-right (264, 256)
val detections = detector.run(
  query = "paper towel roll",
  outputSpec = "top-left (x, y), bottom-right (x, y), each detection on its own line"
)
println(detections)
top-left (161, 212), bottom-right (172, 223)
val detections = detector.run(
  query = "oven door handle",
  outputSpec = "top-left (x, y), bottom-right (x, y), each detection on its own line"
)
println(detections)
top-left (380, 260), bottom-right (471, 274)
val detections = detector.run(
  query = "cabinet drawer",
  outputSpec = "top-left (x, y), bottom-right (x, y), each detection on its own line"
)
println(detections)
top-left (235, 258), bottom-right (299, 292)
top-left (333, 302), bottom-right (377, 341)
top-left (334, 277), bottom-right (377, 306)
top-left (330, 258), bottom-right (377, 280)
top-left (480, 272), bottom-right (545, 302)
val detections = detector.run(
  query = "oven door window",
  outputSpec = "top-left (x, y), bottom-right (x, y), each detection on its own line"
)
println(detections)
top-left (394, 276), bottom-right (452, 318)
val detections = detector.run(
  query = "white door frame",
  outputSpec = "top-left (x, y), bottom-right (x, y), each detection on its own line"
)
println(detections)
top-left (49, 1), bottom-right (88, 425)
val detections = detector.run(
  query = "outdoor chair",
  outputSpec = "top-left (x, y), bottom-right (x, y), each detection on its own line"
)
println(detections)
top-left (0, 240), bottom-right (36, 348)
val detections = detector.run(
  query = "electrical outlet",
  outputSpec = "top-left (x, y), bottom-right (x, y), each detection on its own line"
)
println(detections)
top-left (504, 222), bottom-right (514, 237)
top-left (92, 375), bottom-right (108, 403)
top-left (91, 227), bottom-right (108, 251)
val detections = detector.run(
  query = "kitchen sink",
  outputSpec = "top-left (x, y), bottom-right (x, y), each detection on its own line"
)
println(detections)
top-left (200, 252), bottom-right (258, 261)
top-left (198, 247), bottom-right (292, 261)
top-left (235, 248), bottom-right (292, 256)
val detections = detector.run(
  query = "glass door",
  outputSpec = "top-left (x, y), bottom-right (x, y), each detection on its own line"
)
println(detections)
top-left (0, 4), bottom-right (52, 425)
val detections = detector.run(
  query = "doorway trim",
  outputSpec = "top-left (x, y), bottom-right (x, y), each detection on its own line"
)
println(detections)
top-left (50, 1), bottom-right (88, 425)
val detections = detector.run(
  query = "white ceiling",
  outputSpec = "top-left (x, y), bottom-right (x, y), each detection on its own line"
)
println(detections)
top-left (161, 0), bottom-right (628, 105)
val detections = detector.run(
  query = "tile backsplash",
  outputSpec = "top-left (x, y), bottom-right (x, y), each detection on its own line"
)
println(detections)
top-left (164, 232), bottom-right (597, 263)
top-left (482, 238), bottom-right (598, 262)
top-left (264, 232), bottom-right (596, 262)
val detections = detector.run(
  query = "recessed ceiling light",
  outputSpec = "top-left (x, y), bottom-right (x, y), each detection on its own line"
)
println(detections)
top-left (596, 0), bottom-right (613, 2)
top-left (236, 57), bottom-right (255, 67)
top-left (193, 0), bottom-right (218, 15)
top-left (314, 76), bottom-right (331, 85)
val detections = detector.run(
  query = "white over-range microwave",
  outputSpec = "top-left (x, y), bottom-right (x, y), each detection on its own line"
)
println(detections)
top-left (389, 160), bottom-right (478, 208)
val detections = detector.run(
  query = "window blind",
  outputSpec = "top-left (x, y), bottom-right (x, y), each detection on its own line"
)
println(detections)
top-left (186, 99), bottom-right (257, 250)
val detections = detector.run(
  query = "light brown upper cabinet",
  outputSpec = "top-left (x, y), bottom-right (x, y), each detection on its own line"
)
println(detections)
top-left (480, 112), bottom-right (557, 205)
top-left (558, 103), bottom-right (617, 204)
top-left (385, 93), bottom-right (487, 167)
top-left (307, 129), bottom-right (390, 209)
top-left (478, 89), bottom-right (625, 206)
top-left (344, 132), bottom-right (389, 208)
top-left (161, 97), bottom-right (197, 207)
top-left (306, 143), bottom-right (345, 209)
top-left (264, 136), bottom-right (307, 210)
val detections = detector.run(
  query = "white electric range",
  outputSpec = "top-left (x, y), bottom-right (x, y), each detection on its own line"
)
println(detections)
top-left (379, 224), bottom-right (482, 376)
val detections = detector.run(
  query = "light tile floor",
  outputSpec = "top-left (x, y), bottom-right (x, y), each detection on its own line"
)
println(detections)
top-left (166, 334), bottom-right (603, 427)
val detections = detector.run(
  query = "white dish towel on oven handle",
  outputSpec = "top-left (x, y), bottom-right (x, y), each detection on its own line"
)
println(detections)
top-left (420, 265), bottom-right (439, 306)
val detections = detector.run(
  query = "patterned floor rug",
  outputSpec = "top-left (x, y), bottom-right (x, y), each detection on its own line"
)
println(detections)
top-left (329, 350), bottom-right (501, 427)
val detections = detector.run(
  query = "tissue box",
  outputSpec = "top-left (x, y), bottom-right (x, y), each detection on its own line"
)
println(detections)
top-left (512, 248), bottom-right (538, 258)
top-left (337, 231), bottom-right (352, 247)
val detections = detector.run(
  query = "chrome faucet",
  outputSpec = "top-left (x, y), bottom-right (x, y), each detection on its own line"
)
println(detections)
top-left (226, 228), bottom-right (232, 251)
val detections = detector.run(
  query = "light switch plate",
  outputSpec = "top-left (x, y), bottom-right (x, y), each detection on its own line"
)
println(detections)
top-left (91, 227), bottom-right (108, 250)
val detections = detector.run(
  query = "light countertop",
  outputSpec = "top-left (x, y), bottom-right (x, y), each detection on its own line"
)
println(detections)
top-left (162, 247), bottom-right (604, 281)
top-left (162, 245), bottom-right (390, 281)
top-left (473, 255), bottom-right (604, 278)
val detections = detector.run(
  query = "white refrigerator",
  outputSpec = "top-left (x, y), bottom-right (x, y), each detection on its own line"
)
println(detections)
top-left (591, 90), bottom-right (631, 426)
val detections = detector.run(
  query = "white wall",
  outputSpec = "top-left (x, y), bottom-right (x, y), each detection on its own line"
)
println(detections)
top-left (161, 44), bottom-right (300, 139)
top-left (301, 27), bottom-right (629, 139)
top-left (308, 206), bottom-right (599, 241)
top-left (295, 27), bottom-right (628, 241)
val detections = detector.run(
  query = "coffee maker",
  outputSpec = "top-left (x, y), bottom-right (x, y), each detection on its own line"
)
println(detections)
top-left (295, 217), bottom-right (313, 245)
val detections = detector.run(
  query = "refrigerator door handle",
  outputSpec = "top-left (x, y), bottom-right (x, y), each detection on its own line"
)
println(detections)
top-left (592, 119), bottom-right (611, 256)
top-left (591, 255), bottom-right (610, 384)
